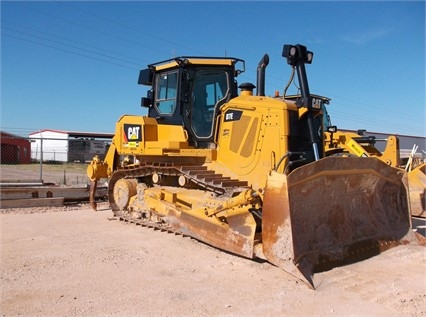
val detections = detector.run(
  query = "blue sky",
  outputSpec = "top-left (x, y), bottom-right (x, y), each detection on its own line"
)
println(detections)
top-left (1, 1), bottom-right (425, 137)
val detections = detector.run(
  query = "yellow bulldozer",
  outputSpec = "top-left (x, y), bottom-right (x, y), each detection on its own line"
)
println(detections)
top-left (87, 44), bottom-right (422, 289)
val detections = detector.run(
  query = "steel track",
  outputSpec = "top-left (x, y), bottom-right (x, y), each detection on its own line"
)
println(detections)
top-left (108, 162), bottom-right (250, 211)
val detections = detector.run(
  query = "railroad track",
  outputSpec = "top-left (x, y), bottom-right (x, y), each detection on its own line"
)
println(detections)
top-left (0, 181), bottom-right (107, 208)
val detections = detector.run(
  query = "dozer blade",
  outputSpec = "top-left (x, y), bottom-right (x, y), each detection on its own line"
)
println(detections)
top-left (262, 156), bottom-right (416, 289)
top-left (407, 163), bottom-right (426, 218)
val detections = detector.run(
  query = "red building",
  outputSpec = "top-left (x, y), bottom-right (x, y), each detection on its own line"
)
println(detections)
top-left (0, 131), bottom-right (31, 164)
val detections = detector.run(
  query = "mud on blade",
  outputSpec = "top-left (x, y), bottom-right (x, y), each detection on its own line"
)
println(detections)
top-left (262, 157), bottom-right (414, 289)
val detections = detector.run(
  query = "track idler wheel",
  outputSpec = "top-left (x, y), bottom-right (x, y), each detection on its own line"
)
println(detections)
top-left (112, 179), bottom-right (138, 210)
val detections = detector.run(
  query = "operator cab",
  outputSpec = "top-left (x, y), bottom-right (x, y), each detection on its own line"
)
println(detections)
top-left (138, 57), bottom-right (245, 148)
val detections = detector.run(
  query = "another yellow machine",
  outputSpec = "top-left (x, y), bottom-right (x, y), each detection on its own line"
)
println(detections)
top-left (324, 129), bottom-right (400, 166)
top-left (324, 118), bottom-right (425, 218)
top-left (408, 163), bottom-right (426, 218)
top-left (87, 44), bottom-right (421, 288)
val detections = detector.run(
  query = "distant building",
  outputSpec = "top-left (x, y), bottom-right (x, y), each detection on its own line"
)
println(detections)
top-left (0, 131), bottom-right (31, 164)
top-left (28, 129), bottom-right (113, 163)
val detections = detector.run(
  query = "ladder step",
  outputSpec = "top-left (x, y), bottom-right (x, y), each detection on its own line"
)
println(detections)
top-left (220, 180), bottom-right (248, 187)
top-left (181, 166), bottom-right (207, 171)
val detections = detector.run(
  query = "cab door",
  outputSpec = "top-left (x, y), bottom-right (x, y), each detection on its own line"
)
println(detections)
top-left (183, 68), bottom-right (231, 148)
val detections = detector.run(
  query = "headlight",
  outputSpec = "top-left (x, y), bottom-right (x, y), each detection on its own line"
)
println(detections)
top-left (283, 44), bottom-right (313, 65)
top-left (306, 51), bottom-right (314, 64)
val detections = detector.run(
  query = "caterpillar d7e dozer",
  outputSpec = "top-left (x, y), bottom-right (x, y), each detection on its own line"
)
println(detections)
top-left (87, 44), bottom-right (421, 289)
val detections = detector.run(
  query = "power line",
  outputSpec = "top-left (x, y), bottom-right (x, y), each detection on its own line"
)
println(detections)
top-left (2, 33), bottom-right (138, 71)
top-left (63, 2), bottom-right (209, 56)
top-left (326, 96), bottom-right (424, 127)
top-left (11, 2), bottom-right (177, 59)
top-left (3, 20), bottom-right (143, 65)
top-left (2, 25), bottom-right (141, 69)
top-left (327, 109), bottom-right (424, 135)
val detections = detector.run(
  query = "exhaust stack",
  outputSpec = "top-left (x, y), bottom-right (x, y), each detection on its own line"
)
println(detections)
top-left (256, 54), bottom-right (269, 96)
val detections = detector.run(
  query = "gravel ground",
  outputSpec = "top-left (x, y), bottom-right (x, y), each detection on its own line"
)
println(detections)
top-left (1, 204), bottom-right (425, 317)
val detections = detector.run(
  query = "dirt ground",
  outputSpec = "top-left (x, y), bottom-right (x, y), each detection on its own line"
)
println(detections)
top-left (1, 203), bottom-right (425, 317)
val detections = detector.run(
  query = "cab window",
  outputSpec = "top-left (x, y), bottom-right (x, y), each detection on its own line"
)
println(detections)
top-left (191, 70), bottom-right (228, 138)
top-left (155, 71), bottom-right (178, 115)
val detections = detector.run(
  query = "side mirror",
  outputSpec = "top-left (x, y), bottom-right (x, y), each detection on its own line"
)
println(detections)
top-left (327, 126), bottom-right (337, 133)
top-left (141, 97), bottom-right (151, 108)
top-left (141, 90), bottom-right (153, 108)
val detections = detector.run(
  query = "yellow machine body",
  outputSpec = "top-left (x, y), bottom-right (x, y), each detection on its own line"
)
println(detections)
top-left (88, 45), bottom-right (422, 288)
top-left (407, 163), bottom-right (426, 217)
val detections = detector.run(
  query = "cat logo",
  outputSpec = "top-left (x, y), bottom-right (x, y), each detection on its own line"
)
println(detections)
top-left (123, 124), bottom-right (142, 147)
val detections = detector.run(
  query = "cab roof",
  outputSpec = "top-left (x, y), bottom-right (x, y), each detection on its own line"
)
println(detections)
top-left (148, 56), bottom-right (245, 72)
